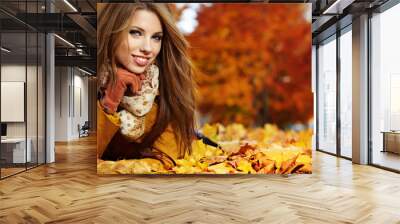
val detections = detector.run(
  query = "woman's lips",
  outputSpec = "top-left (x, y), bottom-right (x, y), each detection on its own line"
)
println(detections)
top-left (133, 55), bottom-right (149, 67)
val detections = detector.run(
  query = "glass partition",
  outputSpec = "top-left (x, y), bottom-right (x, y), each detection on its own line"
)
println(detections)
top-left (0, 1), bottom-right (46, 179)
top-left (317, 35), bottom-right (337, 154)
top-left (1, 30), bottom-right (28, 178)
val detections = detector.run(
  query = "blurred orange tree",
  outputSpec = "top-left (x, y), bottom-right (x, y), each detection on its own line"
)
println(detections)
top-left (187, 4), bottom-right (312, 127)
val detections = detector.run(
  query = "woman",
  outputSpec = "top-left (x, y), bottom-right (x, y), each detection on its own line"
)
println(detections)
top-left (97, 3), bottom-right (197, 169)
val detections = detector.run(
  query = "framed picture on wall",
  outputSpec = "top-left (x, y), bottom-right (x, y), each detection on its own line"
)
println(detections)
top-left (1, 81), bottom-right (25, 122)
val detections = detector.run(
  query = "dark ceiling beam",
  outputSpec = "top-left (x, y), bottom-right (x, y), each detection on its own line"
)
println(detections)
top-left (0, 8), bottom-right (38, 31)
top-left (312, 15), bottom-right (335, 33)
top-left (8, 12), bottom-right (96, 47)
top-left (312, 14), bottom-right (352, 44)
top-left (55, 55), bottom-right (95, 70)
top-left (312, 0), bottom-right (357, 43)
top-left (0, 18), bottom-right (27, 31)
top-left (55, 47), bottom-right (96, 57)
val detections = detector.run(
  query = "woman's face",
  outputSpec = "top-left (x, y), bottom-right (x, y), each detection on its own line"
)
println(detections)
top-left (115, 9), bottom-right (163, 74)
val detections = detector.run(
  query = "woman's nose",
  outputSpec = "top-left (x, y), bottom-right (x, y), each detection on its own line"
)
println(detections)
top-left (140, 38), bottom-right (152, 53)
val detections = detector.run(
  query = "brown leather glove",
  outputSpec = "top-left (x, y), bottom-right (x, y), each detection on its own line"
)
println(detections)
top-left (101, 68), bottom-right (145, 114)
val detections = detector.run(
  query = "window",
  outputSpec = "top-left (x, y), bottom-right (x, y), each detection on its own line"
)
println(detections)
top-left (317, 36), bottom-right (337, 154)
top-left (371, 2), bottom-right (400, 171)
top-left (339, 28), bottom-right (352, 158)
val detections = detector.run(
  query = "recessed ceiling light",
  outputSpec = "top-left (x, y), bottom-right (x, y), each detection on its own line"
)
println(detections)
top-left (1, 47), bottom-right (11, 53)
top-left (322, 0), bottom-right (355, 15)
top-left (54, 34), bottom-right (75, 48)
top-left (63, 0), bottom-right (78, 12)
top-left (77, 67), bottom-right (93, 76)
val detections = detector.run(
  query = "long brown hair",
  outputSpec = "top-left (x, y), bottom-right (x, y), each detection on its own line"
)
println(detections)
top-left (97, 3), bottom-right (196, 158)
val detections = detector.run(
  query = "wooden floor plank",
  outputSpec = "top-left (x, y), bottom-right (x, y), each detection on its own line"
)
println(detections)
top-left (0, 135), bottom-right (400, 223)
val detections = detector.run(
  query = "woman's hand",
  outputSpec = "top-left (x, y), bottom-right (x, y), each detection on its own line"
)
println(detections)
top-left (101, 68), bottom-right (145, 114)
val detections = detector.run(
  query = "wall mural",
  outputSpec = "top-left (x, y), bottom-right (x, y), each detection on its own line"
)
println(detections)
top-left (97, 3), bottom-right (313, 175)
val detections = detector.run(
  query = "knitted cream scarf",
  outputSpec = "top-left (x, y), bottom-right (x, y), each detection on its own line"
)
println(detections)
top-left (118, 64), bottom-right (159, 141)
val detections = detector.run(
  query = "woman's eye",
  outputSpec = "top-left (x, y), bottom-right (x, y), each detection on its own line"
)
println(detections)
top-left (129, 30), bottom-right (141, 36)
top-left (153, 35), bottom-right (162, 42)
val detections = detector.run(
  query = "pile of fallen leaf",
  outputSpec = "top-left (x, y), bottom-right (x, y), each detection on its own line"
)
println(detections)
top-left (97, 123), bottom-right (312, 175)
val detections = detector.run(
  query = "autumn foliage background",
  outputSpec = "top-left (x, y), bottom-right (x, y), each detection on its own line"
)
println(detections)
top-left (179, 3), bottom-right (312, 128)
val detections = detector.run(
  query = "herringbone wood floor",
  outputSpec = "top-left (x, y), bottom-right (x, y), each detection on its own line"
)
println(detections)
top-left (1, 135), bottom-right (400, 224)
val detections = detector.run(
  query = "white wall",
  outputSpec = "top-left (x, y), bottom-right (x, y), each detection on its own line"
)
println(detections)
top-left (55, 66), bottom-right (69, 141)
top-left (72, 73), bottom-right (89, 138)
top-left (54, 67), bottom-right (89, 141)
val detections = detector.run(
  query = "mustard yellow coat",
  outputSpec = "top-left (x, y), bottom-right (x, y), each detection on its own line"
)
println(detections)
top-left (97, 101), bottom-right (182, 168)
